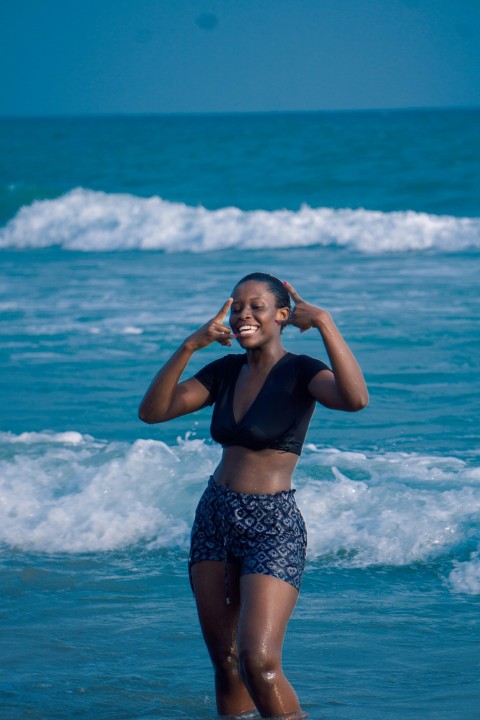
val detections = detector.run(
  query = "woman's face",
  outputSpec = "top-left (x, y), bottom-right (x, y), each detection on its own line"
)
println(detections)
top-left (229, 281), bottom-right (289, 347)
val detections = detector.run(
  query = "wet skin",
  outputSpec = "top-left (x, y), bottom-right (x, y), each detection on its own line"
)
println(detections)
top-left (138, 278), bottom-right (367, 718)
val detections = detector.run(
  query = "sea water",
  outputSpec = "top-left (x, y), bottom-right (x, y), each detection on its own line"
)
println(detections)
top-left (0, 109), bottom-right (479, 719)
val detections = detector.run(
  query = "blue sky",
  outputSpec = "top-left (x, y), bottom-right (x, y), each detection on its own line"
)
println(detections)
top-left (1, 0), bottom-right (479, 115)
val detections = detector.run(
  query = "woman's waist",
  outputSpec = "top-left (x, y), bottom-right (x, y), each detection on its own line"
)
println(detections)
top-left (212, 445), bottom-right (298, 494)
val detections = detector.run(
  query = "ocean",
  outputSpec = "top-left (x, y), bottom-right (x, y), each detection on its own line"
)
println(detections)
top-left (1, 108), bottom-right (479, 719)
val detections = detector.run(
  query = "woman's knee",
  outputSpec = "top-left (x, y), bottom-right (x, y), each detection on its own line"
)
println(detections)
top-left (211, 647), bottom-right (241, 682)
top-left (238, 645), bottom-right (281, 688)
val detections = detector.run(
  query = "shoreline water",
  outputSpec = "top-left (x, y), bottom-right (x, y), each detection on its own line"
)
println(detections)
top-left (2, 548), bottom-right (479, 719)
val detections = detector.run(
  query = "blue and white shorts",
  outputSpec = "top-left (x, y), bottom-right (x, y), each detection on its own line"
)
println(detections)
top-left (189, 477), bottom-right (307, 592)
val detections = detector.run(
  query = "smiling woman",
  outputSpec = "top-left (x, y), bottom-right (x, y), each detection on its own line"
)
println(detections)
top-left (232, 271), bottom-right (292, 336)
top-left (138, 271), bottom-right (368, 718)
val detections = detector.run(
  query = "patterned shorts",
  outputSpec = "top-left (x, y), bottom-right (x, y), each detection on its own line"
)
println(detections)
top-left (189, 477), bottom-right (307, 592)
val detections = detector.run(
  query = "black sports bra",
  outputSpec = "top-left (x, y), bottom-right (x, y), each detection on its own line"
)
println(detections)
top-left (194, 352), bottom-right (329, 456)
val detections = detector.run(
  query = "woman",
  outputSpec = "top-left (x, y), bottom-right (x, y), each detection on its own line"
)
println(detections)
top-left (139, 273), bottom-right (368, 719)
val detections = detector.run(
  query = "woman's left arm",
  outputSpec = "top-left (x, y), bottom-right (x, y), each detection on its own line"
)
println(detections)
top-left (281, 282), bottom-right (369, 412)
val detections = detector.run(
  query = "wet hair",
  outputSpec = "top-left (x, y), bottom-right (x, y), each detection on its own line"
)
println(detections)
top-left (233, 272), bottom-right (292, 314)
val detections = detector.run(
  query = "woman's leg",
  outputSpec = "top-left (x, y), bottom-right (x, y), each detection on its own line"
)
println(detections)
top-left (190, 560), bottom-right (256, 717)
top-left (237, 573), bottom-right (304, 719)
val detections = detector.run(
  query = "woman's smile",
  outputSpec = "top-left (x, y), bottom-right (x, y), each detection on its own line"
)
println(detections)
top-left (236, 324), bottom-right (260, 337)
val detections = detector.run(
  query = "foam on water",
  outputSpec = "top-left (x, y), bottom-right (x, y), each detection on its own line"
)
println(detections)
top-left (1, 188), bottom-right (479, 253)
top-left (449, 549), bottom-right (480, 595)
top-left (298, 446), bottom-right (480, 572)
top-left (0, 431), bottom-right (218, 553)
top-left (1, 431), bottom-right (479, 594)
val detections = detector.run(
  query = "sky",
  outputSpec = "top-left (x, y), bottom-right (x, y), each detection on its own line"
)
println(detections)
top-left (1, 0), bottom-right (479, 115)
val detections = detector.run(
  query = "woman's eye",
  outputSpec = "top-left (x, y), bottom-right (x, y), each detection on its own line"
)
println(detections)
top-left (230, 305), bottom-right (264, 312)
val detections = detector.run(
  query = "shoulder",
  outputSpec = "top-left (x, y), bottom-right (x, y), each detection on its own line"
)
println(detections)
top-left (207, 353), bottom-right (246, 370)
top-left (288, 352), bottom-right (329, 368)
top-left (195, 353), bottom-right (245, 380)
top-left (290, 353), bottom-right (330, 382)
top-left (194, 353), bottom-right (245, 403)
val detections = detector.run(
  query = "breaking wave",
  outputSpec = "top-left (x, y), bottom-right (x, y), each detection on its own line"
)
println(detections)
top-left (1, 430), bottom-right (479, 594)
top-left (1, 188), bottom-right (479, 253)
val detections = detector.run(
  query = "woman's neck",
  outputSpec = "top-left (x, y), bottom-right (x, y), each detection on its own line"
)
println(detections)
top-left (245, 341), bottom-right (287, 370)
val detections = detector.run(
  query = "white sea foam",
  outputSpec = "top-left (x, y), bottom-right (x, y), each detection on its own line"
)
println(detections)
top-left (1, 188), bottom-right (479, 253)
top-left (0, 431), bottom-right (220, 553)
top-left (121, 326), bottom-right (144, 335)
top-left (1, 431), bottom-right (479, 591)
top-left (449, 550), bottom-right (480, 595)
top-left (2, 430), bottom-right (88, 445)
top-left (298, 447), bottom-right (480, 570)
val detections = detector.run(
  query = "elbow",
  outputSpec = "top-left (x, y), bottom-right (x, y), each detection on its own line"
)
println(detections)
top-left (348, 391), bottom-right (369, 412)
top-left (340, 385), bottom-right (368, 412)
top-left (138, 404), bottom-right (160, 424)
top-left (138, 408), bottom-right (151, 424)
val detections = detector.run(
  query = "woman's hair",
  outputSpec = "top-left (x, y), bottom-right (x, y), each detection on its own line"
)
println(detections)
top-left (233, 272), bottom-right (292, 312)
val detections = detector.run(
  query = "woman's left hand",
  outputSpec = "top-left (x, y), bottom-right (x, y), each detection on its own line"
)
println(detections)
top-left (277, 281), bottom-right (329, 333)
top-left (279, 281), bottom-right (369, 412)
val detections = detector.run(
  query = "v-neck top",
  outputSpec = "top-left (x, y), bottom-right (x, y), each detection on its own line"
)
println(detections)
top-left (194, 352), bottom-right (329, 455)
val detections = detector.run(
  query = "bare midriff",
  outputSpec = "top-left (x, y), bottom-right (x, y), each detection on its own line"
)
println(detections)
top-left (212, 445), bottom-right (299, 494)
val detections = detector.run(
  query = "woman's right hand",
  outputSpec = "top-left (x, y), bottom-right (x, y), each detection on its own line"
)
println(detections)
top-left (139, 298), bottom-right (237, 424)
top-left (185, 298), bottom-right (238, 351)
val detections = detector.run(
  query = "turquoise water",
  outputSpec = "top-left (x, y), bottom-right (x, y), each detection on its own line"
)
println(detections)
top-left (1, 109), bottom-right (480, 719)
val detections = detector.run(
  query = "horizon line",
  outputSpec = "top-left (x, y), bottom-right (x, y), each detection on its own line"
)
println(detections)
top-left (1, 103), bottom-right (479, 120)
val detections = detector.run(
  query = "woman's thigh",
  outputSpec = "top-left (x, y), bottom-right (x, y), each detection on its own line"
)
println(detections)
top-left (237, 573), bottom-right (299, 662)
top-left (190, 560), bottom-right (242, 661)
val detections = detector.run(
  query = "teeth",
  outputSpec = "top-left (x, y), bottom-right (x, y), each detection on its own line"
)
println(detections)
top-left (238, 325), bottom-right (258, 335)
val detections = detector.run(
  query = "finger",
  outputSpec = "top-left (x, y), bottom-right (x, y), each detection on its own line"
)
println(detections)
top-left (214, 298), bottom-right (234, 323)
top-left (214, 323), bottom-right (238, 337)
top-left (283, 281), bottom-right (302, 304)
top-left (276, 318), bottom-right (307, 332)
top-left (217, 329), bottom-right (236, 346)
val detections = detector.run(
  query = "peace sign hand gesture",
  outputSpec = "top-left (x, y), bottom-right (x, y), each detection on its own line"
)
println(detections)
top-left (186, 298), bottom-right (238, 351)
top-left (276, 281), bottom-right (330, 333)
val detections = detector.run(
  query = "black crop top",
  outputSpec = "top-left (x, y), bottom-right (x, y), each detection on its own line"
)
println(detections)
top-left (194, 352), bottom-right (329, 456)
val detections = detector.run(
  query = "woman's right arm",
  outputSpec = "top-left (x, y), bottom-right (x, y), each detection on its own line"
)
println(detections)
top-left (138, 299), bottom-right (235, 424)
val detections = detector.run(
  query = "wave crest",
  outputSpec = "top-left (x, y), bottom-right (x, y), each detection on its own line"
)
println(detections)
top-left (1, 188), bottom-right (479, 253)
top-left (1, 431), bottom-right (479, 594)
